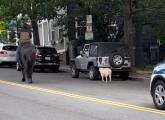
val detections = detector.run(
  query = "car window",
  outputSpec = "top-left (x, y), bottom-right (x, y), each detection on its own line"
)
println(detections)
top-left (37, 47), bottom-right (57, 54)
top-left (90, 45), bottom-right (98, 56)
top-left (2, 46), bottom-right (17, 51)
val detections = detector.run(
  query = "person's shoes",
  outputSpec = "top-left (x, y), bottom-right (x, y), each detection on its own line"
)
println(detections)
top-left (27, 79), bottom-right (33, 84)
top-left (22, 78), bottom-right (25, 82)
top-left (28, 81), bottom-right (33, 84)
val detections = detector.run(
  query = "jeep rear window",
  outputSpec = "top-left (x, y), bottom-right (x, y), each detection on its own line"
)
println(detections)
top-left (90, 45), bottom-right (98, 56)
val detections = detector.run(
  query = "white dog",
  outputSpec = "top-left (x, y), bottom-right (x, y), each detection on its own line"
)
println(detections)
top-left (99, 68), bottom-right (112, 83)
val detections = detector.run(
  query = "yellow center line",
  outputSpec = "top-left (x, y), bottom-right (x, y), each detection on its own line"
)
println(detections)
top-left (0, 79), bottom-right (165, 115)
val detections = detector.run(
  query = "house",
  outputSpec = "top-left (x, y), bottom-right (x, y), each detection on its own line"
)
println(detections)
top-left (38, 9), bottom-right (69, 65)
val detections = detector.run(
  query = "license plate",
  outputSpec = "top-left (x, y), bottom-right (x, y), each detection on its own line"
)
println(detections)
top-left (45, 57), bottom-right (50, 60)
top-left (9, 54), bottom-right (15, 57)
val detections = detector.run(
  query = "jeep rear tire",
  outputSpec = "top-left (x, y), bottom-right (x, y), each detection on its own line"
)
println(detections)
top-left (71, 63), bottom-right (79, 78)
top-left (89, 66), bottom-right (98, 80)
top-left (110, 53), bottom-right (124, 68)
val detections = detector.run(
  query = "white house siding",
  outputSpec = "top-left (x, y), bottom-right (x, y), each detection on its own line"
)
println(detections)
top-left (43, 21), bottom-right (49, 46)
top-left (38, 24), bottom-right (43, 45)
top-left (37, 8), bottom-right (69, 64)
top-left (38, 20), bottom-right (69, 64)
top-left (38, 20), bottom-right (50, 46)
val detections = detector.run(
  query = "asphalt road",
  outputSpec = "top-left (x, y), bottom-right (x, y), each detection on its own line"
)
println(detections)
top-left (0, 66), bottom-right (165, 120)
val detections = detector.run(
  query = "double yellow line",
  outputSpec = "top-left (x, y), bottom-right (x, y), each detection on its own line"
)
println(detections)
top-left (0, 79), bottom-right (165, 115)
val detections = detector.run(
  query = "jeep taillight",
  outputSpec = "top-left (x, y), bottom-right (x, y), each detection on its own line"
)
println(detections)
top-left (126, 57), bottom-right (131, 63)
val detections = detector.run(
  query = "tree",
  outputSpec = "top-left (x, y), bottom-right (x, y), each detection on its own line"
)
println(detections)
top-left (0, 0), bottom-right (60, 45)
top-left (0, 20), bottom-right (6, 35)
top-left (0, 19), bottom-right (7, 42)
top-left (130, 0), bottom-right (165, 66)
top-left (58, 0), bottom-right (165, 67)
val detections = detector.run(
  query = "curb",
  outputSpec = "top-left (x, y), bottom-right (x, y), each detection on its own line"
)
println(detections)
top-left (59, 65), bottom-right (70, 72)
top-left (59, 65), bottom-right (151, 80)
top-left (130, 70), bottom-right (151, 80)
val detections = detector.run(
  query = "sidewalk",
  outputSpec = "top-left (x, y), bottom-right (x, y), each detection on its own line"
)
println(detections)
top-left (59, 65), bottom-right (151, 80)
top-left (60, 65), bottom-right (70, 71)
top-left (130, 70), bottom-right (151, 80)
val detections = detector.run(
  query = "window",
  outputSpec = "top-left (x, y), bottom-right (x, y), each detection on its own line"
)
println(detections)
top-left (2, 46), bottom-right (17, 51)
top-left (37, 47), bottom-right (57, 54)
top-left (90, 45), bottom-right (98, 56)
top-left (59, 29), bottom-right (63, 40)
top-left (77, 27), bottom-right (86, 36)
top-left (52, 31), bottom-right (55, 41)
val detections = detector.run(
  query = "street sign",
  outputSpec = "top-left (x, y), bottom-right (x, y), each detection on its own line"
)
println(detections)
top-left (85, 15), bottom-right (93, 40)
top-left (85, 32), bottom-right (93, 40)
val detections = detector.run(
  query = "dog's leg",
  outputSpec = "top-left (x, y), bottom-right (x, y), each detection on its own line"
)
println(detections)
top-left (109, 74), bottom-right (111, 83)
top-left (109, 71), bottom-right (112, 83)
top-left (110, 74), bottom-right (112, 82)
top-left (100, 73), bottom-right (104, 82)
top-left (105, 75), bottom-right (108, 83)
top-left (101, 75), bottom-right (104, 82)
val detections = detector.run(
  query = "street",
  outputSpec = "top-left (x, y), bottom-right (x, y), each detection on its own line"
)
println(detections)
top-left (0, 67), bottom-right (165, 120)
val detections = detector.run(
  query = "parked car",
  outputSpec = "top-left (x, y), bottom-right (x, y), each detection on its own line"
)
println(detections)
top-left (0, 43), bottom-right (17, 67)
top-left (16, 46), bottom-right (60, 72)
top-left (150, 60), bottom-right (165, 110)
top-left (70, 42), bottom-right (132, 80)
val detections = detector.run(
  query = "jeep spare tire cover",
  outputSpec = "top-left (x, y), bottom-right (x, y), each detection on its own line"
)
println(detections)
top-left (109, 53), bottom-right (124, 68)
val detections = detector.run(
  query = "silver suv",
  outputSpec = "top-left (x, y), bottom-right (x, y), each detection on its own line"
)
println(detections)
top-left (150, 61), bottom-right (165, 110)
top-left (0, 43), bottom-right (17, 67)
top-left (70, 42), bottom-right (132, 80)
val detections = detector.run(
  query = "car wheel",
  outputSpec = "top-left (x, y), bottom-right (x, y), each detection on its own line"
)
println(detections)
top-left (152, 81), bottom-right (165, 110)
top-left (89, 66), bottom-right (98, 80)
top-left (71, 63), bottom-right (79, 78)
top-left (16, 63), bottom-right (21, 71)
top-left (110, 53), bottom-right (124, 68)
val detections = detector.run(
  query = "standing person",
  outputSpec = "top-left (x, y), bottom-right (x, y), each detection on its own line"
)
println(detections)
top-left (16, 23), bottom-right (32, 67)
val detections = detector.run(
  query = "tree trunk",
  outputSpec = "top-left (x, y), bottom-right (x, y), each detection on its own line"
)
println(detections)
top-left (123, 0), bottom-right (136, 71)
top-left (135, 23), bottom-right (145, 68)
top-left (31, 20), bottom-right (40, 45)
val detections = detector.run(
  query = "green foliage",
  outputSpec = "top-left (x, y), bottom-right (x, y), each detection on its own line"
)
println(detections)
top-left (137, 65), bottom-right (154, 72)
top-left (0, 19), bottom-right (7, 35)
top-left (0, 0), bottom-right (60, 21)
top-left (9, 31), bottom-right (16, 41)
top-left (134, 0), bottom-right (165, 44)
top-left (0, 0), bottom-right (164, 44)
